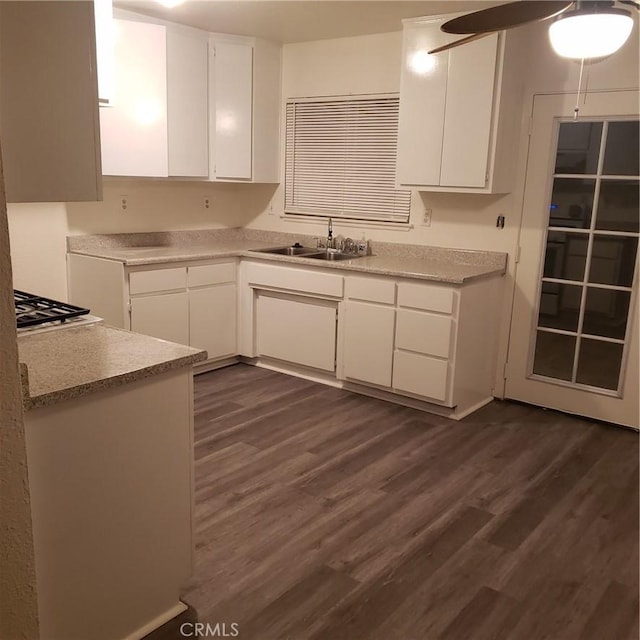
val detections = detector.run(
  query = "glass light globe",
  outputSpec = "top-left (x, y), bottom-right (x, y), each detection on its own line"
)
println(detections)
top-left (549, 9), bottom-right (634, 59)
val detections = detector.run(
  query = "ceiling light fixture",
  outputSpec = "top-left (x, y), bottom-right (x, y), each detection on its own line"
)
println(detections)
top-left (157, 0), bottom-right (185, 8)
top-left (549, 2), bottom-right (634, 58)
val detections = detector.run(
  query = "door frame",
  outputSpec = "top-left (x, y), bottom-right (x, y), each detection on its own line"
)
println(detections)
top-left (505, 90), bottom-right (639, 428)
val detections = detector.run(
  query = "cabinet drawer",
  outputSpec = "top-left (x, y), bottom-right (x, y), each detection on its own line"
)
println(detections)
top-left (188, 262), bottom-right (235, 287)
top-left (393, 350), bottom-right (450, 403)
top-left (245, 262), bottom-right (343, 298)
top-left (129, 267), bottom-right (187, 295)
top-left (345, 276), bottom-right (395, 304)
top-left (395, 309), bottom-right (453, 358)
top-left (397, 282), bottom-right (455, 314)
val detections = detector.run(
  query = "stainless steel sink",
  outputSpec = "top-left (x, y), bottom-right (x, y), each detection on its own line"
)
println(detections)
top-left (250, 246), bottom-right (322, 256)
top-left (249, 246), bottom-right (363, 261)
top-left (306, 251), bottom-right (358, 261)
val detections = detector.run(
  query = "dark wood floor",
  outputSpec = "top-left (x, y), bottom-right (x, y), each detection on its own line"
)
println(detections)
top-left (177, 364), bottom-right (638, 640)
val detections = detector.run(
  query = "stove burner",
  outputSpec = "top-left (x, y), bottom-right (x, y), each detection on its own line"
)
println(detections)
top-left (14, 290), bottom-right (90, 329)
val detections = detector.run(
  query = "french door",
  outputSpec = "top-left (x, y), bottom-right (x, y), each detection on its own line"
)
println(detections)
top-left (506, 91), bottom-right (639, 429)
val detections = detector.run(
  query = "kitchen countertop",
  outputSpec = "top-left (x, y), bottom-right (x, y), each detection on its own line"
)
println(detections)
top-left (18, 324), bottom-right (206, 410)
top-left (67, 230), bottom-right (508, 284)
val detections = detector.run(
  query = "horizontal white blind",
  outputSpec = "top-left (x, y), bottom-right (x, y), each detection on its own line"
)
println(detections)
top-left (285, 96), bottom-right (411, 223)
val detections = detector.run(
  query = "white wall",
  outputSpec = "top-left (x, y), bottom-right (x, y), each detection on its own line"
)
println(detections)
top-left (0, 147), bottom-right (41, 640)
top-left (7, 202), bottom-right (69, 301)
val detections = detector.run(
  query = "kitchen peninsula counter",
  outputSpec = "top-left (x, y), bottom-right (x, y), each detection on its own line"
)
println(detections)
top-left (18, 323), bottom-right (206, 410)
top-left (67, 228), bottom-right (508, 285)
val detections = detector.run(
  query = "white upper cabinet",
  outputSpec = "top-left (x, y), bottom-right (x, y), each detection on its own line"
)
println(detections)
top-left (397, 16), bottom-right (524, 193)
top-left (0, 1), bottom-right (102, 203)
top-left (100, 18), bottom-right (168, 177)
top-left (209, 36), bottom-right (281, 183)
top-left (167, 24), bottom-right (209, 177)
top-left (210, 40), bottom-right (253, 180)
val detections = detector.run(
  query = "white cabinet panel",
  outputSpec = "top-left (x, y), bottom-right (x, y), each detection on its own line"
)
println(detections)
top-left (211, 41), bottom-right (253, 180)
top-left (440, 35), bottom-right (498, 188)
top-left (131, 292), bottom-right (189, 345)
top-left (345, 276), bottom-right (396, 304)
top-left (0, 1), bottom-right (101, 203)
top-left (189, 284), bottom-right (236, 360)
top-left (396, 19), bottom-right (451, 186)
top-left (393, 350), bottom-right (450, 403)
top-left (100, 19), bottom-right (168, 177)
top-left (129, 268), bottom-right (187, 295)
top-left (245, 262), bottom-right (343, 298)
top-left (396, 309), bottom-right (453, 358)
top-left (256, 295), bottom-right (337, 372)
top-left (397, 282), bottom-right (455, 314)
top-left (188, 262), bottom-right (236, 288)
top-left (167, 26), bottom-right (209, 177)
top-left (342, 301), bottom-right (395, 387)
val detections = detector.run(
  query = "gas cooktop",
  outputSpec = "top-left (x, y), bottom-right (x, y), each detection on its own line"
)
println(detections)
top-left (15, 290), bottom-right (90, 329)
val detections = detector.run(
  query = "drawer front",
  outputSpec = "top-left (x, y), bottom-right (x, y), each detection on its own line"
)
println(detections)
top-left (129, 267), bottom-right (187, 295)
top-left (245, 262), bottom-right (343, 298)
top-left (397, 282), bottom-right (455, 314)
top-left (393, 350), bottom-right (450, 403)
top-left (188, 262), bottom-right (236, 287)
top-left (345, 276), bottom-right (395, 304)
top-left (395, 309), bottom-right (453, 358)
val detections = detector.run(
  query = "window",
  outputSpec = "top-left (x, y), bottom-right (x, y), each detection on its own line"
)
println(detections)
top-left (532, 119), bottom-right (639, 393)
top-left (285, 95), bottom-right (411, 224)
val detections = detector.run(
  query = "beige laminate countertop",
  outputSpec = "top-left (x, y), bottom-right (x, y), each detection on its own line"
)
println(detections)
top-left (18, 324), bottom-right (206, 410)
top-left (68, 240), bottom-right (507, 284)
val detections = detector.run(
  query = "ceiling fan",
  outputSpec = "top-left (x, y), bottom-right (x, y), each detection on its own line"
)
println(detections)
top-left (428, 0), bottom-right (638, 58)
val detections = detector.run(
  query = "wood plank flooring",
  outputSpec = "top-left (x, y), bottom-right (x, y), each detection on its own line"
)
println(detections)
top-left (175, 364), bottom-right (638, 640)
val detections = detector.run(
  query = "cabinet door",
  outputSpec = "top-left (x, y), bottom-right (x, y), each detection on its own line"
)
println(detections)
top-left (100, 19), bottom-right (168, 177)
top-left (0, 1), bottom-right (101, 203)
top-left (210, 40), bottom-right (253, 180)
top-left (342, 301), bottom-right (395, 387)
top-left (439, 34), bottom-right (498, 188)
top-left (167, 26), bottom-right (208, 177)
top-left (397, 19), bottom-right (452, 187)
top-left (256, 295), bottom-right (337, 372)
top-left (189, 284), bottom-right (236, 360)
top-left (130, 292), bottom-right (189, 345)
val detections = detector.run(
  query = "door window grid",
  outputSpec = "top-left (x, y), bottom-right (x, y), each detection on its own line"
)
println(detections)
top-left (530, 118), bottom-right (639, 395)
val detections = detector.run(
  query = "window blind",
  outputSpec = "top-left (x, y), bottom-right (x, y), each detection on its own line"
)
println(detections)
top-left (285, 96), bottom-right (411, 224)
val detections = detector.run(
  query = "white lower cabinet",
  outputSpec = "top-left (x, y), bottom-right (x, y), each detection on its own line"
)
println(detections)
top-left (189, 284), bottom-right (236, 360)
top-left (342, 301), bottom-right (395, 388)
top-left (341, 276), bottom-right (455, 404)
top-left (130, 291), bottom-right (189, 345)
top-left (337, 273), bottom-right (503, 417)
top-left (256, 294), bottom-right (337, 372)
top-left (67, 255), bottom-right (237, 364)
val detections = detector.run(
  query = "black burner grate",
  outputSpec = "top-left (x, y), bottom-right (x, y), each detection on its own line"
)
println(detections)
top-left (15, 290), bottom-right (90, 328)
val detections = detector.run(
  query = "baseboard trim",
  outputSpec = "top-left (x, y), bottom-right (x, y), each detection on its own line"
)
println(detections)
top-left (129, 602), bottom-right (187, 640)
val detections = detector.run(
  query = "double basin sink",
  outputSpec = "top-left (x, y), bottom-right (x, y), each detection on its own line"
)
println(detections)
top-left (250, 245), bottom-right (362, 261)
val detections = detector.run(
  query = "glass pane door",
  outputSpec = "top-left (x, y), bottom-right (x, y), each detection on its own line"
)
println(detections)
top-left (531, 119), bottom-right (639, 395)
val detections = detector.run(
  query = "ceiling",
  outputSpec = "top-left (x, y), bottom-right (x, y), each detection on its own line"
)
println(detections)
top-left (114, 1), bottom-right (505, 43)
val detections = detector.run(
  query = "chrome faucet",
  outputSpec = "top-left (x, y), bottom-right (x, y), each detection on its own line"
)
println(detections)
top-left (327, 217), bottom-right (335, 249)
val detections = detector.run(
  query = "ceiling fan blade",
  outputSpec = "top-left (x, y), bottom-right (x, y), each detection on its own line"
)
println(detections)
top-left (442, 0), bottom-right (574, 35)
top-left (428, 33), bottom-right (493, 55)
